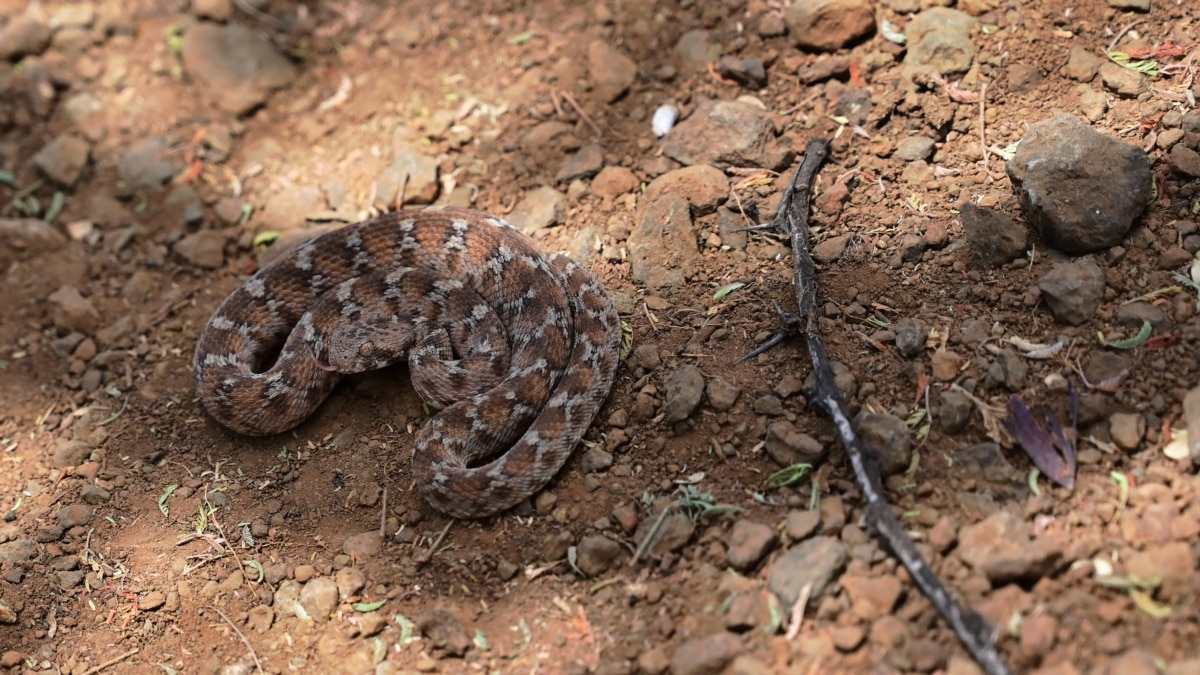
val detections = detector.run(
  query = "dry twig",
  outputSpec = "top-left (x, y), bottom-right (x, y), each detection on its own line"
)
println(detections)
top-left (741, 139), bottom-right (1013, 675)
top-left (557, 90), bottom-right (603, 137)
top-left (79, 648), bottom-right (140, 675)
top-left (413, 521), bottom-right (453, 564)
top-left (210, 605), bottom-right (265, 674)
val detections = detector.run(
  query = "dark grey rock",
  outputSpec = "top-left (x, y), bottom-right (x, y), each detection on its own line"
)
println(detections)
top-left (1007, 114), bottom-right (1150, 254)
top-left (556, 143), bottom-right (604, 184)
top-left (669, 631), bottom-right (745, 675)
top-left (575, 535), bottom-right (623, 577)
top-left (173, 230), bottom-right (228, 269)
top-left (715, 56), bottom-right (767, 89)
top-left (1082, 351), bottom-right (1133, 388)
top-left (375, 150), bottom-right (439, 208)
top-left (904, 8), bottom-right (976, 75)
top-left (634, 510), bottom-right (694, 557)
top-left (628, 194), bottom-right (700, 290)
top-left (662, 100), bottom-right (792, 170)
top-left (298, 577), bottom-right (339, 623)
top-left (854, 412), bottom-right (912, 478)
top-left (416, 609), bottom-right (472, 657)
top-left (162, 184), bottom-right (204, 227)
top-left (1099, 61), bottom-right (1148, 97)
top-left (57, 504), bottom-right (93, 529)
top-left (768, 536), bottom-right (848, 606)
top-left (784, 0), bottom-right (875, 52)
top-left (80, 485), bottom-right (111, 505)
top-left (725, 520), bottom-right (777, 571)
top-left (984, 349), bottom-right (1028, 391)
top-left (32, 134), bottom-right (90, 187)
top-left (587, 40), bottom-right (636, 103)
top-left (580, 447), bottom-right (613, 474)
top-left (675, 30), bottom-right (720, 70)
top-left (1037, 259), bottom-right (1106, 326)
top-left (802, 360), bottom-right (857, 400)
top-left (1060, 46), bottom-right (1104, 82)
top-left (753, 395), bottom-right (784, 416)
top-left (663, 364), bottom-right (705, 423)
top-left (784, 510), bottom-right (820, 540)
top-left (705, 376), bottom-right (741, 412)
top-left (0, 15), bottom-right (51, 60)
top-left (505, 186), bottom-right (564, 235)
top-left (0, 539), bottom-right (38, 565)
top-left (51, 440), bottom-right (92, 468)
top-left (716, 207), bottom-right (748, 250)
top-left (960, 203), bottom-right (1027, 268)
top-left (893, 136), bottom-right (936, 162)
top-left (181, 23), bottom-right (297, 114)
top-left (764, 421), bottom-right (826, 467)
top-left (937, 390), bottom-right (972, 434)
top-left (543, 529), bottom-right (574, 561)
top-left (1116, 301), bottom-right (1167, 328)
top-left (0, 218), bottom-right (68, 268)
top-left (893, 318), bottom-right (928, 359)
top-left (629, 344), bottom-right (661, 372)
top-left (119, 137), bottom-right (178, 190)
top-left (1169, 145), bottom-right (1200, 178)
top-left (643, 165), bottom-right (729, 217)
top-left (56, 570), bottom-right (85, 590)
top-left (951, 442), bottom-right (1021, 485)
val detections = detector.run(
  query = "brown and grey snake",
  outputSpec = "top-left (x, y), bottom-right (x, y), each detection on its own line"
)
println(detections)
top-left (193, 207), bottom-right (621, 518)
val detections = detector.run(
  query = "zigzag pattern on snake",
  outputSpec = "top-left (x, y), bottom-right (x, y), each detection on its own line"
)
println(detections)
top-left (193, 207), bottom-right (621, 518)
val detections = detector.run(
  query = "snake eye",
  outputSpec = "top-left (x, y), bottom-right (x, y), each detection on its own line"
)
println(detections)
top-left (359, 342), bottom-right (375, 357)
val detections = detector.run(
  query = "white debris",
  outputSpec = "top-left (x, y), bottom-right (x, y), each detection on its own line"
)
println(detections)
top-left (652, 105), bottom-right (678, 138)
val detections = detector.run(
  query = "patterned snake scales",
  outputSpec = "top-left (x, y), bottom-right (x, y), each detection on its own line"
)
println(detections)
top-left (193, 207), bottom-right (621, 518)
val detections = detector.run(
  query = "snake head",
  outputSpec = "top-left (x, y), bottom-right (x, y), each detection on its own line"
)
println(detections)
top-left (320, 322), bottom-right (413, 374)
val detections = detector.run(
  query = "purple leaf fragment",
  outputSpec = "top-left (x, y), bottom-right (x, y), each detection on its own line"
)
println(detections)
top-left (1003, 395), bottom-right (1077, 490)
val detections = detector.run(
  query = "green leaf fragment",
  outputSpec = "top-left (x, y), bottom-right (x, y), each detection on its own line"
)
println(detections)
top-left (44, 191), bottom-right (65, 223)
top-left (1131, 589), bottom-right (1172, 618)
top-left (245, 560), bottom-right (265, 583)
top-left (766, 463), bottom-right (812, 488)
top-left (713, 282), bottom-right (745, 300)
top-left (881, 19), bottom-right (906, 44)
top-left (1111, 471), bottom-right (1129, 511)
top-left (372, 637), bottom-right (387, 665)
top-left (253, 231), bottom-right (279, 247)
top-left (158, 484), bottom-right (178, 517)
top-left (1100, 320), bottom-right (1152, 349)
top-left (508, 31), bottom-right (535, 46)
top-left (395, 614), bottom-right (416, 643)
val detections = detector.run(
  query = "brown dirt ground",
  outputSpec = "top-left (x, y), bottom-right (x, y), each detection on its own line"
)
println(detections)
top-left (2, 0), bottom-right (1200, 674)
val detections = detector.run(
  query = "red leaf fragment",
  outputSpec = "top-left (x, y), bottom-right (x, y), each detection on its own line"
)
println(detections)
top-left (1143, 334), bottom-right (1181, 350)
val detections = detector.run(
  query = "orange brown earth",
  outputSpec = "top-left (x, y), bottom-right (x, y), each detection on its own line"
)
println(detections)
top-left (1, 1), bottom-right (1199, 674)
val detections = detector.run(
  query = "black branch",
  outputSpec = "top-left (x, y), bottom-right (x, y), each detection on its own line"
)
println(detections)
top-left (746, 138), bottom-right (1013, 675)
